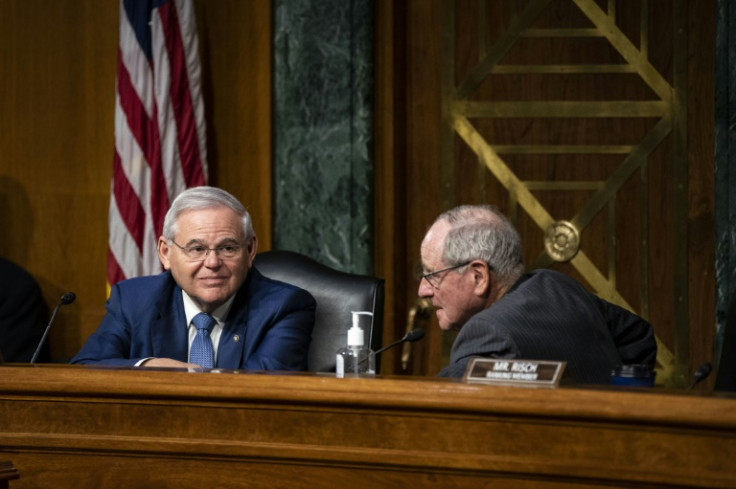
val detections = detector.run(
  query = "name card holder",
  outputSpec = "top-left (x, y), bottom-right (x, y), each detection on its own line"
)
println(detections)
top-left (463, 358), bottom-right (566, 388)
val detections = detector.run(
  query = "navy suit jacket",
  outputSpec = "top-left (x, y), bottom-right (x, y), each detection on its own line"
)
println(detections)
top-left (71, 267), bottom-right (315, 370)
top-left (437, 269), bottom-right (656, 384)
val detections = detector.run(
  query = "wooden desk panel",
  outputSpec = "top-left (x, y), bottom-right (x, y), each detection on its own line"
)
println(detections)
top-left (0, 461), bottom-right (19, 489)
top-left (0, 364), bottom-right (734, 488)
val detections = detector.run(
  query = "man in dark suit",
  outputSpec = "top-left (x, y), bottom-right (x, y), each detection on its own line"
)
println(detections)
top-left (418, 205), bottom-right (656, 384)
top-left (72, 186), bottom-right (315, 370)
top-left (0, 257), bottom-right (48, 363)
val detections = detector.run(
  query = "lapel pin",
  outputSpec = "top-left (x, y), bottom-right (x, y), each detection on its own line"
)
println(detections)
top-left (233, 335), bottom-right (240, 342)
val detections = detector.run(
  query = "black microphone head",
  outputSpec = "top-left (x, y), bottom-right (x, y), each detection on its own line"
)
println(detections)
top-left (695, 362), bottom-right (713, 379)
top-left (405, 327), bottom-right (425, 342)
top-left (688, 361), bottom-right (714, 390)
top-left (60, 292), bottom-right (76, 305)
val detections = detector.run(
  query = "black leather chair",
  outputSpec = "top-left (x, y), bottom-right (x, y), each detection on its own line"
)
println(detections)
top-left (253, 250), bottom-right (385, 373)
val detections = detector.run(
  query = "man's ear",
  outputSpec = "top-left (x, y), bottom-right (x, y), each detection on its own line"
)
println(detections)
top-left (157, 237), bottom-right (172, 270)
top-left (470, 260), bottom-right (491, 295)
top-left (247, 235), bottom-right (258, 261)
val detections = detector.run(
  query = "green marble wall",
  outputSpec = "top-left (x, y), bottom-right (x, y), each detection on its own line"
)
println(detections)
top-left (273, 0), bottom-right (374, 275)
top-left (716, 0), bottom-right (736, 369)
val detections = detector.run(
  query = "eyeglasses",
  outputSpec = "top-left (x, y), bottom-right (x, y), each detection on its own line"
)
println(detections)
top-left (418, 261), bottom-right (471, 288)
top-left (170, 240), bottom-right (245, 261)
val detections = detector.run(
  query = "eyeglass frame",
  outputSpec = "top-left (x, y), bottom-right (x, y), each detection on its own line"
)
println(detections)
top-left (418, 261), bottom-right (472, 288)
top-left (169, 239), bottom-right (247, 261)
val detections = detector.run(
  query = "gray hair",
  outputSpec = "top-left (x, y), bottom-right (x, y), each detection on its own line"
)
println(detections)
top-left (437, 205), bottom-right (525, 287)
top-left (162, 186), bottom-right (255, 242)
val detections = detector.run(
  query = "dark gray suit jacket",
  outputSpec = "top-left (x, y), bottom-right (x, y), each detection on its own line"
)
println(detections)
top-left (437, 269), bottom-right (656, 384)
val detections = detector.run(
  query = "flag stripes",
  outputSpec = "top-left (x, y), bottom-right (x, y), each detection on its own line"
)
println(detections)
top-left (108, 0), bottom-right (207, 286)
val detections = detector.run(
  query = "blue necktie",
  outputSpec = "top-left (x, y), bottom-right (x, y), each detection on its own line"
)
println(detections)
top-left (190, 312), bottom-right (216, 368)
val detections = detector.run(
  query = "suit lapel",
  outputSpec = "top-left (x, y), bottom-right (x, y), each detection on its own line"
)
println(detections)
top-left (151, 281), bottom-right (189, 361)
top-left (217, 285), bottom-right (249, 369)
top-left (217, 312), bottom-right (247, 369)
top-left (216, 268), bottom-right (270, 370)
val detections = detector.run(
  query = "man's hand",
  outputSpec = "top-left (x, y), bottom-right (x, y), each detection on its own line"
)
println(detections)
top-left (140, 358), bottom-right (202, 368)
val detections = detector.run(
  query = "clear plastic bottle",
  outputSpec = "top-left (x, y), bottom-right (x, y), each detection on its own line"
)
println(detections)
top-left (336, 311), bottom-right (375, 378)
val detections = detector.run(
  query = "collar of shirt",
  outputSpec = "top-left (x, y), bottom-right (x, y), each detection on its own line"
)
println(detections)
top-left (181, 291), bottom-right (236, 363)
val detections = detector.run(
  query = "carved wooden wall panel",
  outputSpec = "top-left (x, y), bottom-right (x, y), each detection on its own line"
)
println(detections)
top-left (387, 0), bottom-right (714, 383)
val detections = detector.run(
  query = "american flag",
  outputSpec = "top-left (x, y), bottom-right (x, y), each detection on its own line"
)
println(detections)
top-left (108, 0), bottom-right (207, 285)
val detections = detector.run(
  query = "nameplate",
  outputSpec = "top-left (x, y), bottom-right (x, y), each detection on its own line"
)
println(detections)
top-left (463, 358), bottom-right (566, 388)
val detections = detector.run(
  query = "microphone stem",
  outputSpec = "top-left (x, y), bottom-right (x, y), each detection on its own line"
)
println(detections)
top-left (374, 338), bottom-right (406, 356)
top-left (30, 302), bottom-right (63, 364)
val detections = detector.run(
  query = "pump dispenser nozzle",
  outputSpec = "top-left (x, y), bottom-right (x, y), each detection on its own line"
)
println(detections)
top-left (347, 311), bottom-right (373, 347)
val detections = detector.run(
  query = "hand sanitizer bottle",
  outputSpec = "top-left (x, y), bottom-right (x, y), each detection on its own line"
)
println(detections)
top-left (336, 311), bottom-right (375, 378)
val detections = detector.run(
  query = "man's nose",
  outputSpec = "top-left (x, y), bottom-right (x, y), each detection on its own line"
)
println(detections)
top-left (417, 277), bottom-right (433, 297)
top-left (203, 249), bottom-right (222, 267)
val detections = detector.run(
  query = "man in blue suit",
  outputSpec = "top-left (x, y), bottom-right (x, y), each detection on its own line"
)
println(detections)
top-left (72, 186), bottom-right (315, 371)
top-left (418, 205), bottom-right (656, 384)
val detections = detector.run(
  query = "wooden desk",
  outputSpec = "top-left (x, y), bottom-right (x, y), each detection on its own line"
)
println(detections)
top-left (0, 364), bottom-right (734, 488)
top-left (0, 461), bottom-right (19, 489)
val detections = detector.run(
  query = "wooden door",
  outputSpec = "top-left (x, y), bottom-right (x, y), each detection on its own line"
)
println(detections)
top-left (376, 0), bottom-right (715, 387)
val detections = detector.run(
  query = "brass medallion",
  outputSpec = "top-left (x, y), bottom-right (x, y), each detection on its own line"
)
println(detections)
top-left (544, 221), bottom-right (580, 263)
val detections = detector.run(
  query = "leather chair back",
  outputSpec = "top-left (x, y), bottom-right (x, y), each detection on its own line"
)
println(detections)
top-left (253, 250), bottom-right (385, 373)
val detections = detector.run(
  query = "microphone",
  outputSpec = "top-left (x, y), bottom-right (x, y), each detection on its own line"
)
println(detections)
top-left (374, 328), bottom-right (425, 356)
top-left (688, 362), bottom-right (713, 390)
top-left (30, 292), bottom-right (76, 364)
